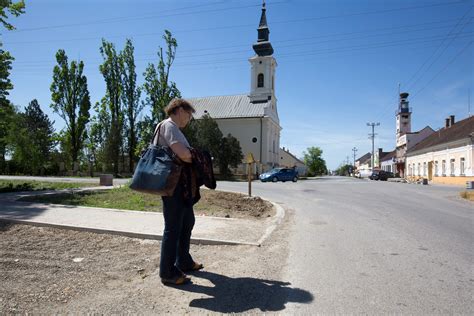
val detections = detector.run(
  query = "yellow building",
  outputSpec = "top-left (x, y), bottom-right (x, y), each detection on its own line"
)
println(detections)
top-left (406, 116), bottom-right (474, 186)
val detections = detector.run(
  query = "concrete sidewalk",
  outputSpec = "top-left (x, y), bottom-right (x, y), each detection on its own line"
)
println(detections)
top-left (0, 189), bottom-right (284, 246)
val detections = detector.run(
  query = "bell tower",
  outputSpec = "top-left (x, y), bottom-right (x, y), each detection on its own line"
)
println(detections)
top-left (249, 0), bottom-right (277, 103)
top-left (396, 92), bottom-right (412, 138)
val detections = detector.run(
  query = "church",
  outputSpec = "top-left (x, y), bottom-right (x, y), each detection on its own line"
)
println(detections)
top-left (186, 2), bottom-right (281, 174)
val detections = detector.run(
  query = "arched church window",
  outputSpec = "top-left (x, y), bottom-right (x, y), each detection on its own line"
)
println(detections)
top-left (257, 73), bottom-right (264, 88)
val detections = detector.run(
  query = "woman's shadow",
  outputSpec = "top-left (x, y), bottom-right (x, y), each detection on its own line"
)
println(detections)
top-left (177, 271), bottom-right (314, 313)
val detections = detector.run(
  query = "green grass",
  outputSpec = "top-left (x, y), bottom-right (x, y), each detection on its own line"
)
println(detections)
top-left (0, 180), bottom-right (99, 193)
top-left (17, 186), bottom-right (274, 218)
top-left (19, 186), bottom-right (162, 211)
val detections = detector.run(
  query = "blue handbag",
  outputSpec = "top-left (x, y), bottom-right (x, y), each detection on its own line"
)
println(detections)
top-left (129, 123), bottom-right (182, 196)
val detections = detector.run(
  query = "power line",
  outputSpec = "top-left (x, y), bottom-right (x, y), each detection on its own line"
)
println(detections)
top-left (9, 2), bottom-right (268, 33)
top-left (4, 17), bottom-right (463, 47)
top-left (6, 1), bottom-right (466, 34)
top-left (11, 20), bottom-right (467, 64)
top-left (11, 30), bottom-right (472, 69)
top-left (404, 7), bottom-right (473, 92)
top-left (412, 40), bottom-right (472, 98)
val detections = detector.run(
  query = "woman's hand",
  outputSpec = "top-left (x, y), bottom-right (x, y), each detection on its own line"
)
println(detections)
top-left (170, 142), bottom-right (192, 163)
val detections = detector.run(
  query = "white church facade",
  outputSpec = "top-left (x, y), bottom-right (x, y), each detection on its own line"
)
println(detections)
top-left (187, 2), bottom-right (281, 174)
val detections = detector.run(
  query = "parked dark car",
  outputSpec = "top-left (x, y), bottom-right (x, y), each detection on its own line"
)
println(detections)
top-left (259, 168), bottom-right (298, 182)
top-left (369, 170), bottom-right (394, 181)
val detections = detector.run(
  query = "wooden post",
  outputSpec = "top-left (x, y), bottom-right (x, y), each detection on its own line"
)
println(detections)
top-left (248, 162), bottom-right (252, 197)
top-left (246, 153), bottom-right (255, 197)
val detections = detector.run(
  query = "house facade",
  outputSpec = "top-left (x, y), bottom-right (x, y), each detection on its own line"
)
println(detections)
top-left (380, 150), bottom-right (396, 173)
top-left (355, 152), bottom-right (372, 177)
top-left (279, 147), bottom-right (308, 176)
top-left (187, 2), bottom-right (281, 174)
top-left (406, 115), bottom-right (474, 185)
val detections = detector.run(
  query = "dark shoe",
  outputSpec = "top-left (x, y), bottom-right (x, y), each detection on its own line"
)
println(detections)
top-left (181, 262), bottom-right (204, 272)
top-left (161, 274), bottom-right (191, 286)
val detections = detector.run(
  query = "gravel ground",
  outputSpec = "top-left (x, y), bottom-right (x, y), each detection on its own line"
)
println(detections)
top-left (0, 209), bottom-right (301, 314)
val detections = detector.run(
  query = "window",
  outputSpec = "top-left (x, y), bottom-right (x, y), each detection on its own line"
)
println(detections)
top-left (257, 73), bottom-right (264, 88)
top-left (423, 162), bottom-right (427, 176)
top-left (407, 164), bottom-right (411, 176)
top-left (450, 159), bottom-right (455, 176)
top-left (460, 158), bottom-right (465, 176)
top-left (417, 163), bottom-right (421, 176)
top-left (442, 160), bottom-right (446, 176)
top-left (434, 161), bottom-right (438, 176)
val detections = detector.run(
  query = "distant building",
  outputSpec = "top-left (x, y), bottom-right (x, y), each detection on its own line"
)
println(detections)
top-left (279, 147), bottom-right (307, 176)
top-left (380, 150), bottom-right (396, 173)
top-left (406, 115), bottom-right (474, 185)
top-left (355, 152), bottom-right (372, 177)
top-left (187, 2), bottom-right (281, 175)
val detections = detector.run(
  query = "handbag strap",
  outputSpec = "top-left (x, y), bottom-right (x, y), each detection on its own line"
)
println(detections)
top-left (152, 121), bottom-right (164, 146)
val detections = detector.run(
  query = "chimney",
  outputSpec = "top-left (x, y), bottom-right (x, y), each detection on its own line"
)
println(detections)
top-left (445, 118), bottom-right (450, 128)
top-left (450, 115), bottom-right (455, 126)
top-left (282, 146), bottom-right (285, 151)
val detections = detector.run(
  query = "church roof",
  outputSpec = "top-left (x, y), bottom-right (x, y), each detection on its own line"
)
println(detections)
top-left (186, 94), bottom-right (270, 119)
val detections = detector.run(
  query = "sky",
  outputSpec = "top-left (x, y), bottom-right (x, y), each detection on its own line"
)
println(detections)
top-left (2, 0), bottom-right (473, 170)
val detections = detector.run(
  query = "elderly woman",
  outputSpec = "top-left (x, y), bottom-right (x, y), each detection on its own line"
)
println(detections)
top-left (154, 98), bottom-right (203, 285)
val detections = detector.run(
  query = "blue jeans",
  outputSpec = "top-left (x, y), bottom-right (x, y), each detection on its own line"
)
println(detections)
top-left (159, 185), bottom-right (195, 279)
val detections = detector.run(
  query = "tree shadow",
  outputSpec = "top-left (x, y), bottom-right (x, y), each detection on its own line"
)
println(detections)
top-left (0, 200), bottom-right (51, 220)
top-left (178, 271), bottom-right (313, 313)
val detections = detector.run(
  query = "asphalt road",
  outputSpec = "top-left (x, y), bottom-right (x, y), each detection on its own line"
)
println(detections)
top-left (1, 175), bottom-right (472, 313)
top-left (218, 176), bottom-right (473, 314)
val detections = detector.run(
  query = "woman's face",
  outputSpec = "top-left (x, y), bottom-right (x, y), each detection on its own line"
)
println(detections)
top-left (178, 107), bottom-right (193, 128)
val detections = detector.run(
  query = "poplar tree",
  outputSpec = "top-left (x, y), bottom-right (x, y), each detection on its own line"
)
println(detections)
top-left (50, 49), bottom-right (91, 173)
top-left (120, 39), bottom-right (143, 172)
top-left (99, 39), bottom-right (123, 175)
top-left (143, 30), bottom-right (181, 122)
top-left (0, 48), bottom-right (14, 171)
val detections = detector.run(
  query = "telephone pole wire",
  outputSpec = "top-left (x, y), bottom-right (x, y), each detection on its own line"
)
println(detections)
top-left (367, 122), bottom-right (380, 171)
top-left (352, 147), bottom-right (358, 166)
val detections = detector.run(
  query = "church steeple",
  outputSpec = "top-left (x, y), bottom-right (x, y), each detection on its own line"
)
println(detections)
top-left (253, 0), bottom-right (274, 56)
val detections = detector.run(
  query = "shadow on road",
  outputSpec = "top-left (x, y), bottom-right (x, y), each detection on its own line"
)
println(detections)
top-left (179, 271), bottom-right (313, 313)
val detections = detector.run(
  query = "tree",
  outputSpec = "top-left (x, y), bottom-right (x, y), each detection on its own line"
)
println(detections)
top-left (99, 39), bottom-right (123, 175)
top-left (0, 0), bottom-right (25, 31)
top-left (335, 164), bottom-right (353, 176)
top-left (0, 99), bottom-right (13, 172)
top-left (218, 134), bottom-right (244, 176)
top-left (0, 48), bottom-right (13, 103)
top-left (143, 30), bottom-right (180, 122)
top-left (8, 100), bottom-right (55, 174)
top-left (50, 49), bottom-right (91, 173)
top-left (184, 114), bottom-right (243, 177)
top-left (120, 39), bottom-right (143, 172)
top-left (303, 146), bottom-right (327, 176)
top-left (86, 98), bottom-right (111, 173)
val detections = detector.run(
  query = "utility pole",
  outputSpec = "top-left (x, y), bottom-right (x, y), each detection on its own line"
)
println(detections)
top-left (352, 147), bottom-right (358, 166)
top-left (367, 122), bottom-right (380, 171)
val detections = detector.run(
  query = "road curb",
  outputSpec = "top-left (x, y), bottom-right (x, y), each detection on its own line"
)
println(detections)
top-left (1, 187), bottom-right (285, 247)
top-left (257, 200), bottom-right (285, 246)
top-left (0, 218), bottom-right (261, 246)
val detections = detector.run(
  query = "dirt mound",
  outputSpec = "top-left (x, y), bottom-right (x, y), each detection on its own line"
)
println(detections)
top-left (196, 190), bottom-right (274, 219)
